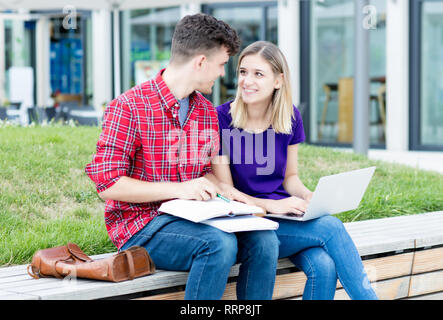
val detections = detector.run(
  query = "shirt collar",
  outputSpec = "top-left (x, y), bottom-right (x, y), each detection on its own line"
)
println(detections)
top-left (154, 68), bottom-right (200, 112)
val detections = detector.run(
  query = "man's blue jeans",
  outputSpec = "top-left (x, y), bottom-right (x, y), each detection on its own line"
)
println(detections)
top-left (120, 214), bottom-right (279, 300)
top-left (121, 214), bottom-right (377, 300)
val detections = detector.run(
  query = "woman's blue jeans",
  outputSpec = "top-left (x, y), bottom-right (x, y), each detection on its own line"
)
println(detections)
top-left (273, 215), bottom-right (378, 300)
top-left (121, 214), bottom-right (377, 300)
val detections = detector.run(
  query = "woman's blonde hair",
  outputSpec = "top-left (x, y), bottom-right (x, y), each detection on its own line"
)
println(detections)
top-left (230, 41), bottom-right (294, 134)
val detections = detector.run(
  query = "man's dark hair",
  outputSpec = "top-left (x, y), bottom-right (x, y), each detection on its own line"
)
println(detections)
top-left (170, 13), bottom-right (240, 62)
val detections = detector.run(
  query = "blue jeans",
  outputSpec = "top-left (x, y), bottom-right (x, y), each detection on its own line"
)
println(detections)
top-left (273, 215), bottom-right (378, 300)
top-left (121, 214), bottom-right (377, 300)
top-left (120, 214), bottom-right (279, 300)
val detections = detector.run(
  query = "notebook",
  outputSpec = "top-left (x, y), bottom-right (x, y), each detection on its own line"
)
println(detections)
top-left (266, 166), bottom-right (376, 222)
top-left (158, 198), bottom-right (278, 232)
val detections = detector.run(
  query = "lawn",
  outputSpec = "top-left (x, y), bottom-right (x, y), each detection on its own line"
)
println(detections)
top-left (1, 124), bottom-right (442, 266)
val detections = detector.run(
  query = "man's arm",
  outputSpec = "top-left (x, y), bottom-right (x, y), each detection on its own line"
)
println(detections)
top-left (87, 96), bottom-right (225, 203)
top-left (99, 175), bottom-right (221, 203)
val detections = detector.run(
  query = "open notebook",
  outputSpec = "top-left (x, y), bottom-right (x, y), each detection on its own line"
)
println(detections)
top-left (158, 198), bottom-right (278, 232)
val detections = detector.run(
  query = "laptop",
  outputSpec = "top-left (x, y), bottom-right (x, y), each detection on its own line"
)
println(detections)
top-left (266, 166), bottom-right (376, 221)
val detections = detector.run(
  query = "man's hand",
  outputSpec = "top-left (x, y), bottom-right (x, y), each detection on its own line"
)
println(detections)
top-left (177, 177), bottom-right (219, 201)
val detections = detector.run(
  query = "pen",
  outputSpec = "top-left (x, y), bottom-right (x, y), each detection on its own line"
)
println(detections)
top-left (216, 193), bottom-right (230, 203)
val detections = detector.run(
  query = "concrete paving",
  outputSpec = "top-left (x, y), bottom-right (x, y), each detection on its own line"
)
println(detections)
top-left (337, 148), bottom-right (443, 174)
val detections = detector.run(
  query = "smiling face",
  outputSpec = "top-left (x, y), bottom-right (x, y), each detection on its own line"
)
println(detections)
top-left (237, 53), bottom-right (283, 107)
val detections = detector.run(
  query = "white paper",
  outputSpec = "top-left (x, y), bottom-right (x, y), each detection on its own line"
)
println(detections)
top-left (201, 215), bottom-right (279, 233)
top-left (158, 198), bottom-right (264, 223)
top-left (158, 198), bottom-right (275, 232)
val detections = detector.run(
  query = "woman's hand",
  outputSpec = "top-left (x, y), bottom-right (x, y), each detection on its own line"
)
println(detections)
top-left (265, 196), bottom-right (310, 216)
top-left (302, 191), bottom-right (313, 202)
top-left (218, 183), bottom-right (256, 206)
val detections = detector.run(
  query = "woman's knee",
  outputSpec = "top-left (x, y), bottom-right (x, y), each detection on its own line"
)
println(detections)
top-left (247, 231), bottom-right (279, 260)
top-left (318, 215), bottom-right (344, 228)
top-left (294, 247), bottom-right (336, 279)
top-left (316, 215), bottom-right (346, 238)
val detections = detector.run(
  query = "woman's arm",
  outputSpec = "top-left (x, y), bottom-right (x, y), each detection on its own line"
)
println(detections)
top-left (211, 154), bottom-right (309, 215)
top-left (211, 155), bottom-right (265, 207)
top-left (282, 144), bottom-right (313, 201)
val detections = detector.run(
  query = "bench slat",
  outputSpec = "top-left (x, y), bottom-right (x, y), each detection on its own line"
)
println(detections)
top-left (139, 251), bottom-right (418, 300)
top-left (0, 211), bottom-right (442, 300)
top-left (0, 289), bottom-right (39, 300)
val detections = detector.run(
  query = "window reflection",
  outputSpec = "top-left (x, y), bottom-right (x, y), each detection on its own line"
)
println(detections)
top-left (121, 7), bottom-right (180, 91)
top-left (208, 3), bottom-right (277, 106)
top-left (310, 0), bottom-right (386, 145)
top-left (421, 2), bottom-right (443, 146)
top-left (4, 19), bottom-right (35, 107)
top-left (211, 7), bottom-right (262, 105)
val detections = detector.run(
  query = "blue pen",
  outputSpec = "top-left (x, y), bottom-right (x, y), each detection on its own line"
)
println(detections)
top-left (216, 193), bottom-right (230, 203)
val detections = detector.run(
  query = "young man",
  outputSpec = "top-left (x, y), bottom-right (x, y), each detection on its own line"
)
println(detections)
top-left (85, 14), bottom-right (279, 300)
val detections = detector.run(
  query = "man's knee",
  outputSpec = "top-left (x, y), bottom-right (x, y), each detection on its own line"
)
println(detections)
top-left (202, 230), bottom-right (238, 267)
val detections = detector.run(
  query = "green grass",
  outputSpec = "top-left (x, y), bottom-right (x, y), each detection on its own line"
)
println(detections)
top-left (0, 125), bottom-right (115, 266)
top-left (1, 124), bottom-right (442, 266)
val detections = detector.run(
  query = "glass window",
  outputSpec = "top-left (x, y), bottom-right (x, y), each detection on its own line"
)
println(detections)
top-left (48, 14), bottom-right (94, 107)
top-left (121, 7), bottom-right (180, 91)
top-left (420, 1), bottom-right (443, 146)
top-left (206, 3), bottom-right (278, 106)
top-left (309, 0), bottom-right (386, 146)
top-left (267, 5), bottom-right (278, 45)
top-left (50, 16), bottom-right (84, 100)
top-left (4, 19), bottom-right (35, 106)
top-left (211, 6), bottom-right (262, 105)
top-left (2, 13), bottom-right (92, 110)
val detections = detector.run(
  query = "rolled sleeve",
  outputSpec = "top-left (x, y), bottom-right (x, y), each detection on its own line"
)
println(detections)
top-left (85, 99), bottom-right (139, 193)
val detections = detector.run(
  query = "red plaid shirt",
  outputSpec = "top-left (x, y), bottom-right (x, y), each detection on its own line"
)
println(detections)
top-left (85, 69), bottom-right (220, 249)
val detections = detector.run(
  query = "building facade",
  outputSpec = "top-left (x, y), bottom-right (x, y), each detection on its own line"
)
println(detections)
top-left (0, 0), bottom-right (442, 152)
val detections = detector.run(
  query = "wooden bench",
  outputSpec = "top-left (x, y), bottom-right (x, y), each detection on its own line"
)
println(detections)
top-left (1, 211), bottom-right (443, 300)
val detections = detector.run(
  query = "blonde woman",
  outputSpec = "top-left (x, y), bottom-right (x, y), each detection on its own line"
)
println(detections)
top-left (212, 41), bottom-right (378, 300)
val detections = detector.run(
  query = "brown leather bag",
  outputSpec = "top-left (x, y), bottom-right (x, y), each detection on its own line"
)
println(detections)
top-left (27, 243), bottom-right (155, 282)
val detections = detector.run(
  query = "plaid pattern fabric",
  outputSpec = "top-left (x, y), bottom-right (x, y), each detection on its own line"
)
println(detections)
top-left (85, 69), bottom-right (220, 249)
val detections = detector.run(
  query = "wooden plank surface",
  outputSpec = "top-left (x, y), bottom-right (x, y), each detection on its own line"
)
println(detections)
top-left (140, 247), bottom-right (443, 301)
top-left (334, 276), bottom-right (411, 300)
top-left (0, 258), bottom-right (294, 300)
top-left (1, 211), bottom-right (442, 300)
top-left (406, 292), bottom-right (443, 300)
top-left (408, 270), bottom-right (443, 297)
top-left (138, 251), bottom-right (416, 300)
top-left (0, 289), bottom-right (38, 300)
top-left (286, 276), bottom-right (413, 301)
top-left (412, 247), bottom-right (443, 274)
top-left (344, 211), bottom-right (443, 256)
top-left (361, 252), bottom-right (414, 282)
